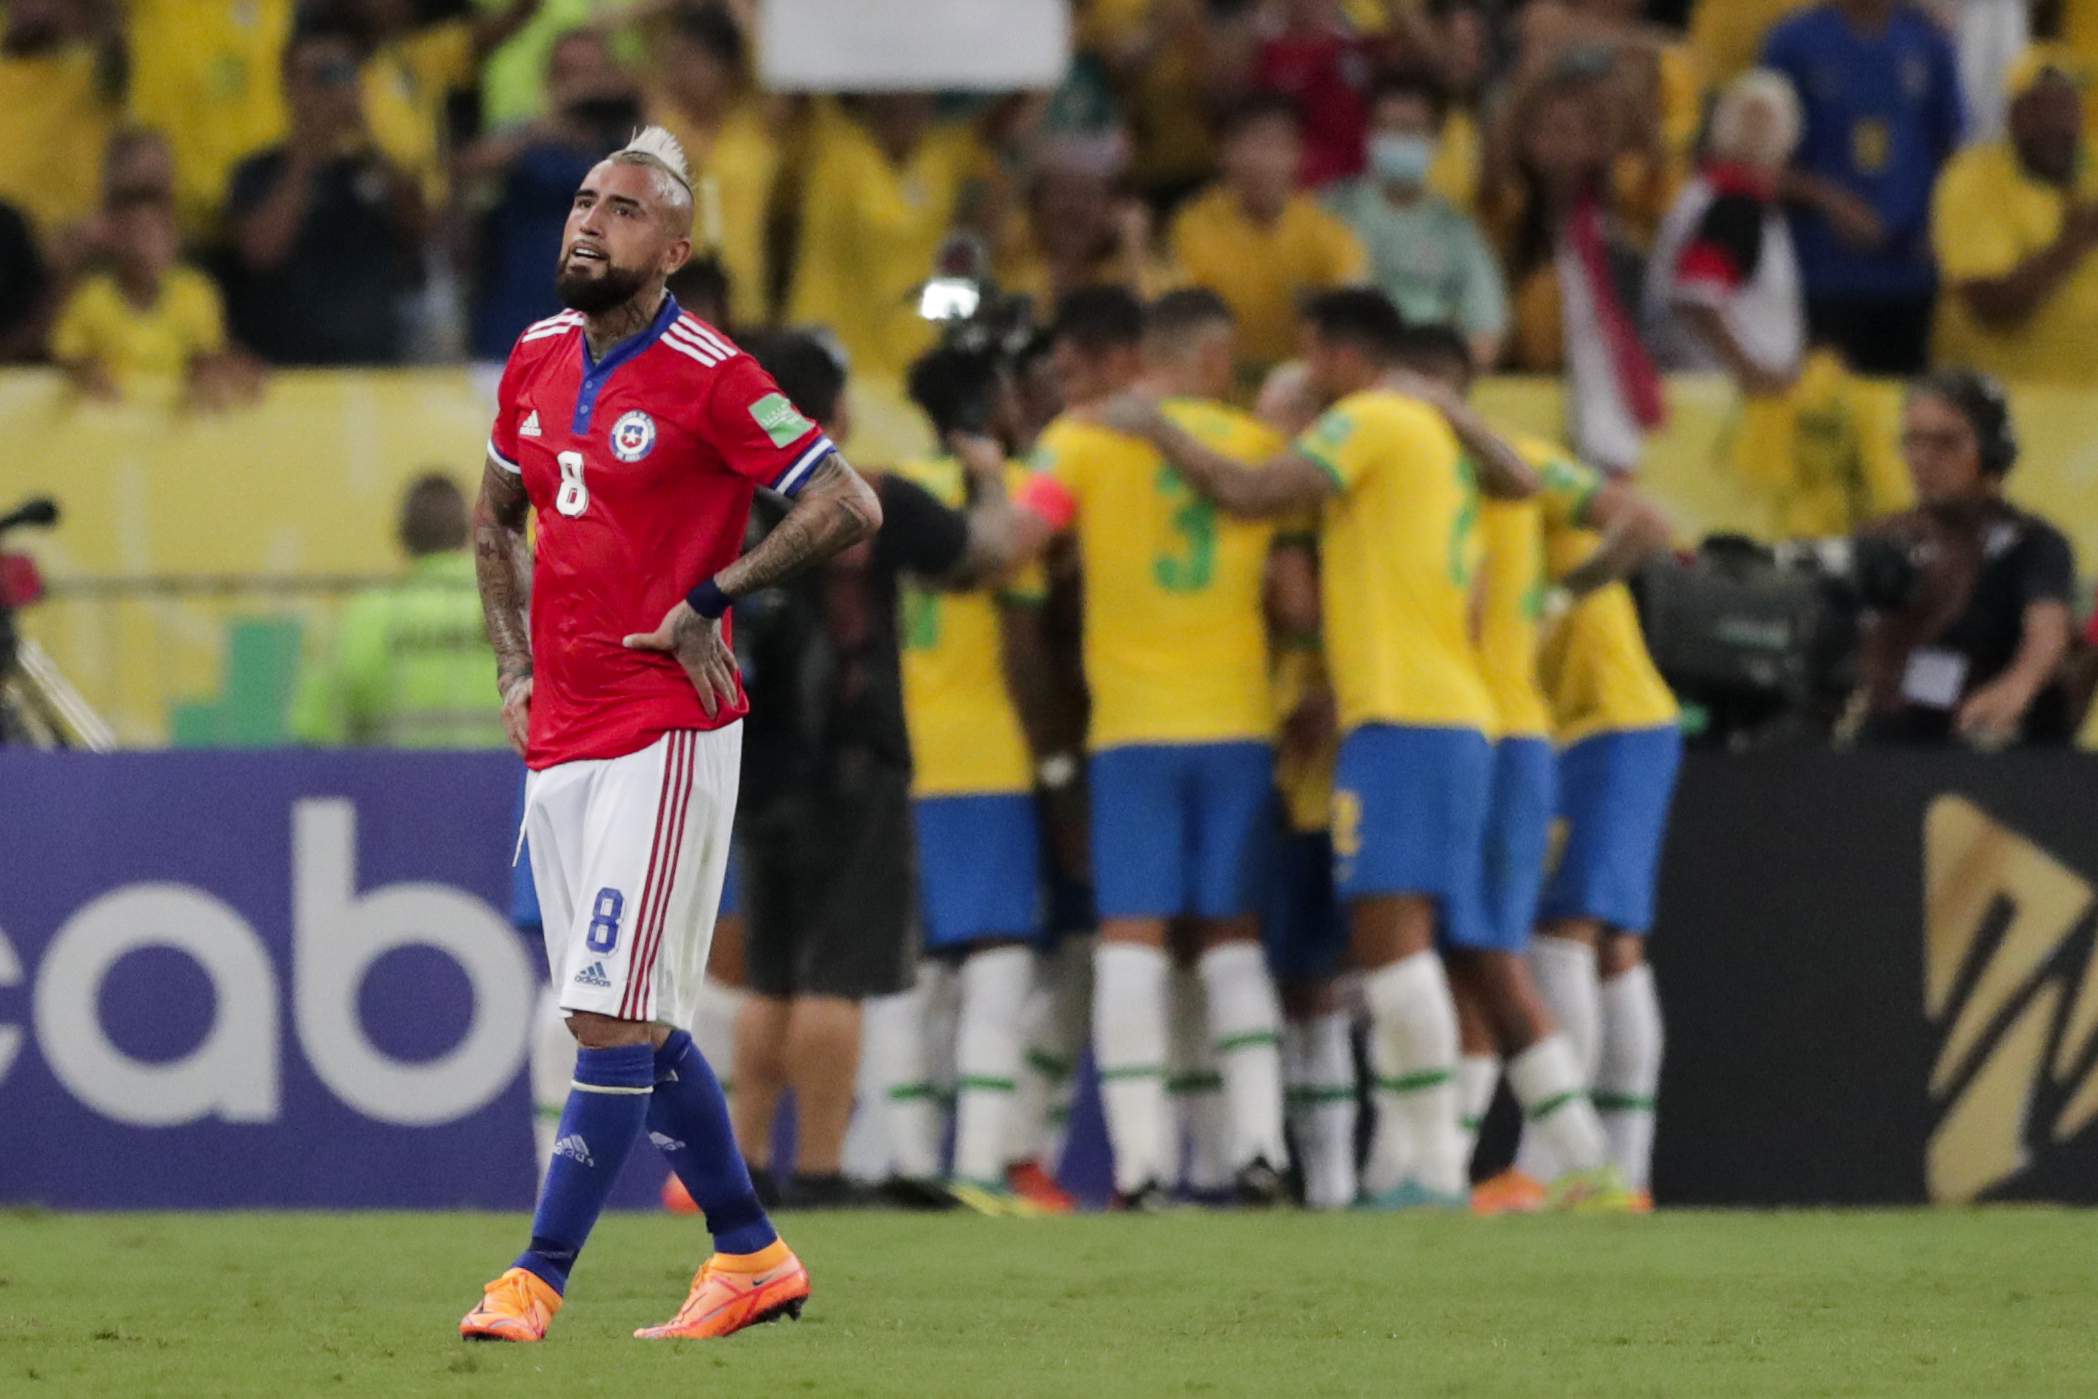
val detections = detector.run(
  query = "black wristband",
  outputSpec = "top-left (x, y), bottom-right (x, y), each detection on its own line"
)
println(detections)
top-left (686, 578), bottom-right (733, 619)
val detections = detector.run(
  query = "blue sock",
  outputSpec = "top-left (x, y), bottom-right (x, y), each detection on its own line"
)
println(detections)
top-left (648, 1030), bottom-right (779, 1256)
top-left (515, 1043), bottom-right (654, 1293)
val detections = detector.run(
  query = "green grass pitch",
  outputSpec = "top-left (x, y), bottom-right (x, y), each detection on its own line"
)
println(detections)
top-left (3, 1207), bottom-right (2093, 1397)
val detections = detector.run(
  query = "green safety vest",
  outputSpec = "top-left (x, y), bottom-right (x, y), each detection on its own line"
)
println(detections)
top-left (291, 550), bottom-right (508, 749)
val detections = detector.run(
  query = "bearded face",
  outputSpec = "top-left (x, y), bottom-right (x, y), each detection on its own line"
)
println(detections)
top-left (555, 255), bottom-right (652, 314)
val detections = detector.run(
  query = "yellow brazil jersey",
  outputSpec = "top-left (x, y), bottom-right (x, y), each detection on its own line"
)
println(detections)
top-left (0, 42), bottom-right (115, 241)
top-left (125, 0), bottom-right (295, 238)
top-left (650, 99), bottom-right (782, 330)
top-left (1539, 514), bottom-right (1680, 746)
top-left (51, 266), bottom-right (226, 409)
top-left (788, 108), bottom-right (988, 381)
top-left (892, 456), bottom-right (1041, 798)
top-left (1474, 435), bottom-right (1603, 740)
top-left (1294, 389), bottom-right (1494, 736)
top-left (364, 22), bottom-right (479, 207)
top-left (1931, 141), bottom-right (2098, 385)
top-left (1168, 186), bottom-right (1368, 374)
top-left (1691, 0), bottom-right (1806, 89)
top-left (1271, 643), bottom-right (1337, 835)
top-left (1033, 399), bottom-right (1284, 751)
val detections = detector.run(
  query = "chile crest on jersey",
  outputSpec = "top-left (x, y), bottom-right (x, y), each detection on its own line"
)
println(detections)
top-left (610, 409), bottom-right (657, 462)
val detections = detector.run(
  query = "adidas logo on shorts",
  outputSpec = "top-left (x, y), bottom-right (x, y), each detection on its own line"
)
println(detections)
top-left (553, 1134), bottom-right (594, 1167)
top-left (649, 1131), bottom-right (686, 1153)
top-left (574, 961), bottom-right (612, 988)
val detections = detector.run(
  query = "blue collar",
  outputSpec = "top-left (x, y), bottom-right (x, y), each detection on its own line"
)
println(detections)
top-left (572, 294), bottom-right (681, 435)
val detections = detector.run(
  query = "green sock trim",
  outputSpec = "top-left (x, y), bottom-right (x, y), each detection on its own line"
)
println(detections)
top-left (534, 1103), bottom-right (563, 1122)
top-left (1215, 1031), bottom-right (1282, 1054)
top-left (1460, 1115), bottom-right (1483, 1131)
top-left (1591, 1091), bottom-right (1655, 1113)
top-left (889, 1082), bottom-right (940, 1102)
top-left (1523, 1090), bottom-right (1584, 1123)
top-left (1167, 1071), bottom-right (1225, 1094)
top-left (1096, 1064), bottom-right (1166, 1082)
top-left (1027, 1050), bottom-right (1075, 1077)
top-left (958, 1075), bottom-right (1018, 1094)
top-left (1286, 1085), bottom-right (1357, 1105)
top-left (1045, 1106), bottom-right (1072, 1126)
top-left (1375, 1069), bottom-right (1454, 1095)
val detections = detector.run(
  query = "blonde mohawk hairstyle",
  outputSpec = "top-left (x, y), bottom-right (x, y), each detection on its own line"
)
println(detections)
top-left (614, 126), bottom-right (693, 191)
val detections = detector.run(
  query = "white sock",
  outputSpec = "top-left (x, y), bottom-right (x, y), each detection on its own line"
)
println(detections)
top-left (1199, 941), bottom-right (1289, 1172)
top-left (688, 976), bottom-right (744, 1095)
top-left (952, 946), bottom-right (1033, 1186)
top-left (1361, 951), bottom-right (1465, 1197)
top-left (1517, 936), bottom-right (1600, 1181)
top-left (863, 981), bottom-right (942, 1181)
top-left (1286, 1011), bottom-right (1359, 1209)
top-left (1168, 965), bottom-right (1229, 1191)
top-left (1456, 1053), bottom-right (1500, 1178)
top-left (1597, 963), bottom-right (1664, 1192)
top-left (1011, 937), bottom-right (1092, 1172)
top-left (1093, 941), bottom-right (1171, 1194)
top-left (1506, 1034), bottom-right (1607, 1178)
top-left (529, 984), bottom-right (572, 1190)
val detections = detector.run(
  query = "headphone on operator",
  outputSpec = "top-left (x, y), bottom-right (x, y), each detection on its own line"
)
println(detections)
top-left (1912, 366), bottom-right (2019, 477)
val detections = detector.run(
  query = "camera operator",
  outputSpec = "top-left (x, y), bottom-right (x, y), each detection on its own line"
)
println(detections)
top-left (1851, 368), bottom-right (2076, 748)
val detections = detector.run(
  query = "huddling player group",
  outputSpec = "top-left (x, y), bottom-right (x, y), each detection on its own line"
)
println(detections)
top-left (531, 282), bottom-right (1684, 1221)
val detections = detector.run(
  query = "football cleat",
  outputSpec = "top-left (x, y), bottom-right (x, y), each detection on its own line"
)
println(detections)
top-left (1547, 1165), bottom-right (1637, 1214)
top-left (1471, 1168), bottom-right (1547, 1217)
top-left (948, 1179), bottom-right (1046, 1217)
top-left (1234, 1156), bottom-right (1291, 1208)
top-left (635, 1244), bottom-right (811, 1340)
top-left (1355, 1180), bottom-right (1469, 1211)
top-left (662, 1172), bottom-right (700, 1215)
top-left (1630, 1188), bottom-right (1655, 1215)
top-left (1114, 1179), bottom-right (1175, 1213)
top-left (460, 1267), bottom-right (562, 1342)
top-left (1007, 1161), bottom-right (1077, 1214)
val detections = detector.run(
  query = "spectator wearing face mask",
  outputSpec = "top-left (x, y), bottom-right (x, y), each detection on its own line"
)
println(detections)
top-left (1326, 71), bottom-right (1507, 371)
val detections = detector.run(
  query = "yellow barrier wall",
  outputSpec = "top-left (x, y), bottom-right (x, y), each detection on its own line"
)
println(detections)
top-left (4, 367), bottom-right (2096, 745)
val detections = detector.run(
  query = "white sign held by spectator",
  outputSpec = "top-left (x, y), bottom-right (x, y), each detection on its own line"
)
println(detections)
top-left (760, 0), bottom-right (1071, 91)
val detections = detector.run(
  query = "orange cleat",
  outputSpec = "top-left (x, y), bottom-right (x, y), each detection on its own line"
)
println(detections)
top-left (1007, 1161), bottom-right (1077, 1215)
top-left (1630, 1188), bottom-right (1654, 1214)
top-left (634, 1241), bottom-right (810, 1340)
top-left (460, 1267), bottom-right (562, 1342)
top-left (662, 1172), bottom-right (700, 1215)
top-left (1470, 1168), bottom-right (1547, 1217)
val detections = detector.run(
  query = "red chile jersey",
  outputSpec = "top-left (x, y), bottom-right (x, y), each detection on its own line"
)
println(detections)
top-left (488, 295), bottom-right (837, 769)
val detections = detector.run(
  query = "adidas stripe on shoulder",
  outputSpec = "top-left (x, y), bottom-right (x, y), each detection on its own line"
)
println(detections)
top-left (520, 311), bottom-right (585, 344)
top-left (661, 316), bottom-right (741, 367)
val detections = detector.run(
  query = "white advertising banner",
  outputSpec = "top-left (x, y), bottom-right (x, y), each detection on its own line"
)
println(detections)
top-left (759, 0), bottom-right (1072, 91)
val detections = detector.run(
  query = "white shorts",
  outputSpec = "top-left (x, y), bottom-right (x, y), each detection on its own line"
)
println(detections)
top-left (523, 726), bottom-right (741, 1028)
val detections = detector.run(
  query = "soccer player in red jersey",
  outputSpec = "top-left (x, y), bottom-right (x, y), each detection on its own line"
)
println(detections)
top-left (460, 128), bottom-right (882, 1344)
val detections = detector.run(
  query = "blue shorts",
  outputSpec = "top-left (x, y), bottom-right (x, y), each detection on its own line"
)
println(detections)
top-left (1453, 737), bottom-right (1556, 953)
top-left (914, 793), bottom-right (1043, 950)
top-left (1090, 741), bottom-right (1273, 920)
top-left (1263, 825), bottom-right (1349, 981)
top-left (1539, 725), bottom-right (1683, 936)
top-left (1331, 724), bottom-right (1492, 940)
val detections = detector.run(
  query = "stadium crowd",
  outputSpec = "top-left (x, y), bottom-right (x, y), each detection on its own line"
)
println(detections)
top-left (38, 0), bottom-right (2097, 1215)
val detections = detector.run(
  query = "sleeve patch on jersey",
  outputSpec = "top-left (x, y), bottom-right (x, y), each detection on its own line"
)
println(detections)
top-left (750, 393), bottom-right (816, 448)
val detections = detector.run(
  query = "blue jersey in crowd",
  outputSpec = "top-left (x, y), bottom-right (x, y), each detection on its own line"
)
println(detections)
top-left (1761, 3), bottom-right (1964, 300)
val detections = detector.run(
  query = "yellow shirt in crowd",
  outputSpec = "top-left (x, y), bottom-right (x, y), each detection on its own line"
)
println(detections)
top-left (649, 99), bottom-right (781, 330)
top-left (364, 22), bottom-right (479, 206)
top-left (125, 0), bottom-right (294, 237)
top-left (1032, 399), bottom-right (1283, 751)
top-left (1539, 519), bottom-right (1679, 746)
top-left (52, 266), bottom-right (226, 408)
top-left (0, 41), bottom-right (115, 240)
top-left (892, 455), bottom-right (1041, 798)
top-left (1168, 187), bottom-right (1368, 374)
top-left (1931, 140), bottom-right (2098, 386)
top-left (1293, 389), bottom-right (1494, 736)
top-left (1475, 436), bottom-right (1603, 741)
top-left (1690, 0), bottom-right (1804, 88)
top-left (788, 111), bottom-right (988, 382)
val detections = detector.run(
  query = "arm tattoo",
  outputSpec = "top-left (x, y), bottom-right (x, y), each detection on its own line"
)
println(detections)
top-left (714, 452), bottom-right (883, 598)
top-left (473, 457), bottom-right (534, 689)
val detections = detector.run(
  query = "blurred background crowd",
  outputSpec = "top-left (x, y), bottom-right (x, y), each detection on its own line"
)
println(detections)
top-left (0, 0), bottom-right (2088, 421)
